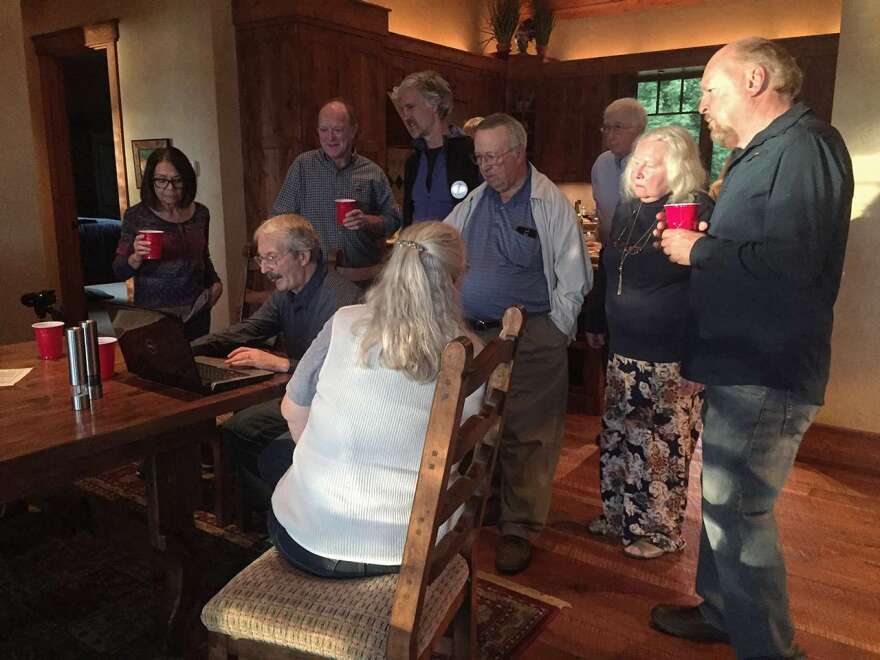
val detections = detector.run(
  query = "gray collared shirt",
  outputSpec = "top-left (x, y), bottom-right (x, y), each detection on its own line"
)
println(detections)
top-left (591, 150), bottom-right (630, 245)
top-left (272, 149), bottom-right (400, 267)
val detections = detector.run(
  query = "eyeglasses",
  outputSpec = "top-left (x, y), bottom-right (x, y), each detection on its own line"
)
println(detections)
top-left (152, 176), bottom-right (184, 189)
top-left (600, 123), bottom-right (636, 134)
top-left (471, 147), bottom-right (515, 167)
top-left (253, 251), bottom-right (290, 268)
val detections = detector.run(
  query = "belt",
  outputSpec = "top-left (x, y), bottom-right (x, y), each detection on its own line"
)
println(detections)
top-left (466, 318), bottom-right (501, 330)
top-left (466, 311), bottom-right (548, 331)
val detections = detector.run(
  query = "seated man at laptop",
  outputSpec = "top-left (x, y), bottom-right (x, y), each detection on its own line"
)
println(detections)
top-left (191, 214), bottom-right (361, 511)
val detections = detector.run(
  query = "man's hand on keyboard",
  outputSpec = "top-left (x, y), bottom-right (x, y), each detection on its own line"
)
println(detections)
top-left (225, 347), bottom-right (290, 373)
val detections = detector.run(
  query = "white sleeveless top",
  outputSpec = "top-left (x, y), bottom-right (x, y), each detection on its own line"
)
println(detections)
top-left (272, 305), bottom-right (483, 565)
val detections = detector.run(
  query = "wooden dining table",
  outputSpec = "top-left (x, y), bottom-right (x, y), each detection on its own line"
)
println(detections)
top-left (0, 340), bottom-right (287, 651)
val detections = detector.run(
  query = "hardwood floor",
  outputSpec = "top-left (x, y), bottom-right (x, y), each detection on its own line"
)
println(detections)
top-left (474, 414), bottom-right (880, 659)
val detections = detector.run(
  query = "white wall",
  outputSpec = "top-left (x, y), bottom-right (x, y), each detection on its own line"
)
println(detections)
top-left (820, 0), bottom-right (880, 433)
top-left (550, 0), bottom-right (842, 60)
top-left (372, 0), bottom-right (485, 53)
top-left (0, 1), bottom-right (50, 344)
top-left (17, 0), bottom-right (245, 333)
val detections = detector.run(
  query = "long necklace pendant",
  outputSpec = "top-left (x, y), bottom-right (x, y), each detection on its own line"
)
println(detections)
top-left (617, 262), bottom-right (624, 295)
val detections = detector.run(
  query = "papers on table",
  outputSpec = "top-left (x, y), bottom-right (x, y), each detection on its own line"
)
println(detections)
top-left (0, 368), bottom-right (32, 387)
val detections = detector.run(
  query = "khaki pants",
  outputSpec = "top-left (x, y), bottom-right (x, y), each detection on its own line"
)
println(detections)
top-left (476, 314), bottom-right (569, 541)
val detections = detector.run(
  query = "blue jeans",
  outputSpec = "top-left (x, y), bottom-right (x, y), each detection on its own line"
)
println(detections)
top-left (267, 509), bottom-right (400, 579)
top-left (696, 385), bottom-right (818, 659)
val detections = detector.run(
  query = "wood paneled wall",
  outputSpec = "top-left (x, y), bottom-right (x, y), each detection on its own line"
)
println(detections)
top-left (233, 0), bottom-right (391, 232)
top-left (384, 34), bottom-right (506, 148)
top-left (231, 0), bottom-right (840, 233)
top-left (535, 33), bottom-right (839, 182)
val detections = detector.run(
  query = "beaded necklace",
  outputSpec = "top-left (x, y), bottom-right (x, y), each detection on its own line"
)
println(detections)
top-left (613, 202), bottom-right (655, 296)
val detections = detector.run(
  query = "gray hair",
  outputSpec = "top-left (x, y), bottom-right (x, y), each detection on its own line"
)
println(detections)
top-left (392, 70), bottom-right (454, 120)
top-left (474, 113), bottom-right (528, 152)
top-left (729, 37), bottom-right (803, 98)
top-left (253, 214), bottom-right (321, 263)
top-left (622, 125), bottom-right (706, 203)
top-left (356, 221), bottom-right (468, 382)
top-left (604, 97), bottom-right (647, 133)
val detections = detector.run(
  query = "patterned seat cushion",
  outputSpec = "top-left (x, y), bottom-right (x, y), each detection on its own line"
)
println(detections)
top-left (201, 548), bottom-right (469, 659)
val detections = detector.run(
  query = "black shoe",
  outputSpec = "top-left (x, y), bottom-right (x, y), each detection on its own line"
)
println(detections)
top-left (495, 535), bottom-right (532, 575)
top-left (650, 605), bottom-right (730, 644)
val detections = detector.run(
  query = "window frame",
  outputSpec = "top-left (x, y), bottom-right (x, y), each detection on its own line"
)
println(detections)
top-left (635, 72), bottom-right (716, 178)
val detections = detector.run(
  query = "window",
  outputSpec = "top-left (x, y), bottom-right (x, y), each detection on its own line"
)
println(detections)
top-left (636, 76), bottom-right (731, 181)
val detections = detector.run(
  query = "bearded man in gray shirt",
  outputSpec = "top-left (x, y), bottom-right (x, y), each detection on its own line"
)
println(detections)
top-left (192, 214), bottom-right (360, 514)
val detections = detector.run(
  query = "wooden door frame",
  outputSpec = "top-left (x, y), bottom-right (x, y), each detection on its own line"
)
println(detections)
top-left (32, 20), bottom-right (127, 324)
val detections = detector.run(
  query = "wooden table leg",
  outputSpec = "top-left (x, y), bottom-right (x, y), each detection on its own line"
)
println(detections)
top-left (144, 423), bottom-right (205, 654)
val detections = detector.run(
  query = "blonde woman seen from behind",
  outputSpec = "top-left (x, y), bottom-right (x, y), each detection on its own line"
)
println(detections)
top-left (264, 221), bottom-right (483, 578)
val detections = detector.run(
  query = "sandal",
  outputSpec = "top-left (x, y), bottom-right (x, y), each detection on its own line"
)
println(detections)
top-left (587, 516), bottom-right (611, 536)
top-left (623, 538), bottom-right (666, 559)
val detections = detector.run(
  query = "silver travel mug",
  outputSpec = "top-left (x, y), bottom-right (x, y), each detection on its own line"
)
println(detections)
top-left (66, 326), bottom-right (89, 411)
top-left (80, 319), bottom-right (102, 401)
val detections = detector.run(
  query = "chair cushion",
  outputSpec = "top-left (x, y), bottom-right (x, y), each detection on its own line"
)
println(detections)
top-left (201, 548), bottom-right (469, 659)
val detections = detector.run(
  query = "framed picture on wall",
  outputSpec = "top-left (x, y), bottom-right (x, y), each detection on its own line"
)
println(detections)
top-left (131, 138), bottom-right (172, 188)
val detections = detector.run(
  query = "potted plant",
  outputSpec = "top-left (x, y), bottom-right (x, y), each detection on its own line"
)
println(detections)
top-left (532, 0), bottom-right (555, 60)
top-left (485, 0), bottom-right (522, 60)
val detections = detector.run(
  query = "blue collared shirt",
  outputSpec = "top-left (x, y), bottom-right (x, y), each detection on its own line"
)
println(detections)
top-left (460, 170), bottom-right (550, 320)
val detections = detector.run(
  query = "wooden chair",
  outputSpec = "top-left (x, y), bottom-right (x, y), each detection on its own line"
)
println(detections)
top-left (201, 306), bottom-right (525, 659)
top-left (210, 242), bottom-right (275, 528)
top-left (241, 241), bottom-right (272, 321)
top-left (331, 249), bottom-right (383, 287)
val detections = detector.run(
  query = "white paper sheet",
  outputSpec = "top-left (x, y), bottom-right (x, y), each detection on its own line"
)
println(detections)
top-left (0, 368), bottom-right (32, 387)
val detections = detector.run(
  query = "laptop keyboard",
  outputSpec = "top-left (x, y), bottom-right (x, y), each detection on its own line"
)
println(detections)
top-left (197, 362), bottom-right (248, 383)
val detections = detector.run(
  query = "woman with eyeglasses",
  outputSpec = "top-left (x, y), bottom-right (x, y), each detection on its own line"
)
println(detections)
top-left (585, 125), bottom-right (713, 559)
top-left (113, 147), bottom-right (222, 339)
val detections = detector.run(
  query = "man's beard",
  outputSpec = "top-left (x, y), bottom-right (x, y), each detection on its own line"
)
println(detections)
top-left (266, 271), bottom-right (283, 283)
top-left (707, 118), bottom-right (739, 149)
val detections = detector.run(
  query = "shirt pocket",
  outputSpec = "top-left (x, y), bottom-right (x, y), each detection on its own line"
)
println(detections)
top-left (497, 224), bottom-right (542, 269)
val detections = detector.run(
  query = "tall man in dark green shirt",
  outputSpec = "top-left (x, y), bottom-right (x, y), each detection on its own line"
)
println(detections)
top-left (651, 38), bottom-right (853, 659)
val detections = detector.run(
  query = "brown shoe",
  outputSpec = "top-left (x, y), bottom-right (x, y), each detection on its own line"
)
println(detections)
top-left (495, 535), bottom-right (532, 575)
top-left (650, 604), bottom-right (729, 643)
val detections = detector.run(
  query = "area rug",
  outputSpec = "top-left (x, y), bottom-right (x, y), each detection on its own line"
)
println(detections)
top-left (0, 464), bottom-right (563, 659)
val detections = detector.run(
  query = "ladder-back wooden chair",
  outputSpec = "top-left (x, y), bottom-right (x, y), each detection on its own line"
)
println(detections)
top-left (201, 306), bottom-right (525, 659)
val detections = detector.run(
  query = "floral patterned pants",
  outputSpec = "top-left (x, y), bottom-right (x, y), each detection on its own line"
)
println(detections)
top-left (597, 354), bottom-right (702, 551)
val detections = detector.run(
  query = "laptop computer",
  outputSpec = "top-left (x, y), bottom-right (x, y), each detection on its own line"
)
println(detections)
top-left (116, 309), bottom-right (274, 394)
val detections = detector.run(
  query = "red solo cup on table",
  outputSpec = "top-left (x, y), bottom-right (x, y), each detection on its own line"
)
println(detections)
top-left (140, 230), bottom-right (165, 259)
top-left (335, 199), bottom-right (358, 226)
top-left (32, 321), bottom-right (65, 360)
top-left (664, 203), bottom-right (700, 230)
top-left (98, 336), bottom-right (118, 380)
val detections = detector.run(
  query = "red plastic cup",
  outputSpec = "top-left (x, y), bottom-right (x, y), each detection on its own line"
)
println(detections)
top-left (140, 230), bottom-right (164, 259)
top-left (98, 336), bottom-right (118, 381)
top-left (664, 203), bottom-right (700, 230)
top-left (335, 199), bottom-right (358, 226)
top-left (32, 321), bottom-right (65, 360)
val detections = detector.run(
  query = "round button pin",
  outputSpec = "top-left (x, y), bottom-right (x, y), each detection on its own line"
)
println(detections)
top-left (450, 180), bottom-right (468, 200)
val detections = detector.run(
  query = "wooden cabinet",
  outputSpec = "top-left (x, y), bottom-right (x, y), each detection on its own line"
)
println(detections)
top-left (232, 0), bottom-right (840, 227)
top-left (384, 34), bottom-right (506, 146)
top-left (233, 1), bottom-right (389, 235)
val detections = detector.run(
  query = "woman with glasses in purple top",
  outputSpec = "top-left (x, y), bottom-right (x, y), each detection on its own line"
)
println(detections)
top-left (113, 147), bottom-right (223, 339)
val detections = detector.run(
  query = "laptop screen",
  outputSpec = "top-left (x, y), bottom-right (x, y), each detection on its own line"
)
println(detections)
top-left (116, 310), bottom-right (204, 392)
